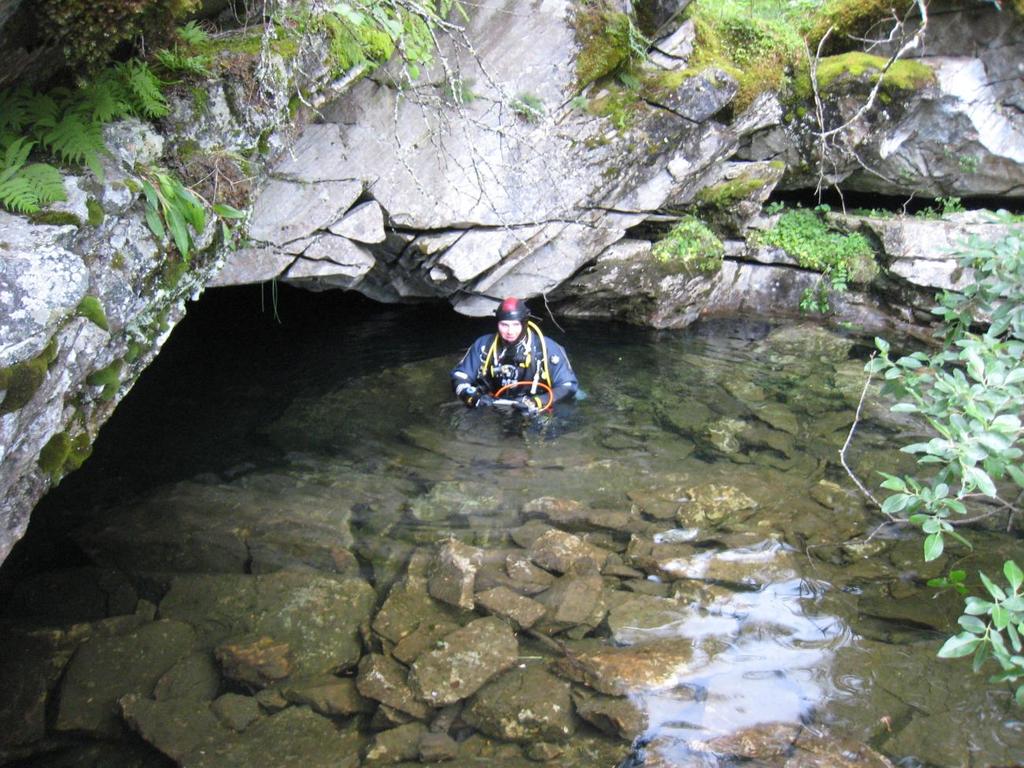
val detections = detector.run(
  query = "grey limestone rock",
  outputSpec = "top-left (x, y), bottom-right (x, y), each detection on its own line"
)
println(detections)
top-left (409, 617), bottom-right (518, 707)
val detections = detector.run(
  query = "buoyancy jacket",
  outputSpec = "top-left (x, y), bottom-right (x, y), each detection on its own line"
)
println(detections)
top-left (451, 321), bottom-right (578, 407)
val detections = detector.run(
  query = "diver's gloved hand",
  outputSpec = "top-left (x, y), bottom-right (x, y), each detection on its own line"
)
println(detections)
top-left (475, 394), bottom-right (496, 408)
top-left (512, 396), bottom-right (541, 416)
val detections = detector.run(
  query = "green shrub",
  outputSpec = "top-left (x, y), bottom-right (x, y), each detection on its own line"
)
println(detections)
top-left (652, 216), bottom-right (724, 274)
top-left (866, 218), bottom-right (1024, 705)
top-left (755, 205), bottom-right (877, 312)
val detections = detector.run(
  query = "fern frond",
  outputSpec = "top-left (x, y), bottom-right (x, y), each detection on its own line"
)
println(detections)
top-left (1, 136), bottom-right (34, 180)
top-left (24, 92), bottom-right (61, 131)
top-left (42, 113), bottom-right (106, 171)
top-left (72, 73), bottom-right (134, 124)
top-left (0, 87), bottom-right (33, 133)
top-left (117, 61), bottom-right (169, 119)
top-left (156, 48), bottom-right (212, 77)
top-left (0, 176), bottom-right (40, 213)
top-left (19, 163), bottom-right (67, 206)
top-left (177, 20), bottom-right (210, 46)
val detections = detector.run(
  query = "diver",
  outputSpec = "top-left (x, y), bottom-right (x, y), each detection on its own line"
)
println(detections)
top-left (451, 297), bottom-right (578, 415)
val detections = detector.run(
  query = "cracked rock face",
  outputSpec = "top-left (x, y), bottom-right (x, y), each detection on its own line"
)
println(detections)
top-left (224, 2), bottom-right (1024, 325)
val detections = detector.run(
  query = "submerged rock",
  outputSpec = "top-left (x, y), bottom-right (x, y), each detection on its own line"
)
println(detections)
top-left (409, 617), bottom-right (518, 707)
top-left (153, 651), bottom-right (221, 702)
top-left (216, 636), bottom-right (293, 687)
top-left (0, 632), bottom-right (74, 748)
top-left (280, 675), bottom-right (375, 717)
top-left (463, 664), bottom-right (576, 742)
top-left (356, 654), bottom-right (431, 720)
top-left (428, 539), bottom-right (484, 610)
top-left (55, 619), bottom-right (196, 737)
top-left (572, 689), bottom-right (648, 741)
top-left (364, 721), bottom-right (428, 765)
top-left (533, 573), bottom-right (607, 635)
top-left (474, 586), bottom-right (547, 630)
top-left (529, 529), bottom-right (610, 574)
top-left (159, 571), bottom-right (375, 681)
top-left (677, 483), bottom-right (759, 528)
top-left (181, 706), bottom-right (363, 768)
top-left (120, 693), bottom-right (230, 763)
top-left (555, 638), bottom-right (694, 696)
top-left (372, 580), bottom-right (471, 646)
top-left (606, 594), bottom-right (689, 645)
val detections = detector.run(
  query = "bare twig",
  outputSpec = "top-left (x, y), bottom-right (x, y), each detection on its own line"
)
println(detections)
top-left (839, 355), bottom-right (885, 511)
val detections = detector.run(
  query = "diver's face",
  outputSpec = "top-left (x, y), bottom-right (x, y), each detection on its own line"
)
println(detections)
top-left (497, 320), bottom-right (522, 343)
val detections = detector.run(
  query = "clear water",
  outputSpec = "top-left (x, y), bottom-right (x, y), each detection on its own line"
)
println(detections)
top-left (3, 287), bottom-right (1023, 767)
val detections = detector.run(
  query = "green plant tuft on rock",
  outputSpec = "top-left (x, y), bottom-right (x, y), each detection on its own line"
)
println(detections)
top-left (76, 296), bottom-right (109, 331)
top-left (510, 93), bottom-right (545, 123)
top-left (39, 0), bottom-right (200, 72)
top-left (574, 4), bottom-right (648, 88)
top-left (37, 430), bottom-right (92, 481)
top-left (86, 198), bottom-right (104, 227)
top-left (684, 0), bottom-right (804, 112)
top-left (0, 339), bottom-right (59, 416)
top-left (755, 205), bottom-right (877, 312)
top-left (695, 176), bottom-right (769, 210)
top-left (86, 359), bottom-right (124, 401)
top-left (812, 51), bottom-right (935, 94)
top-left (803, 0), bottom-right (917, 55)
top-left (652, 216), bottom-right (724, 274)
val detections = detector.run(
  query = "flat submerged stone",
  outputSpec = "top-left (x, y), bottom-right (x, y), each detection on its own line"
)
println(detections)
top-left (409, 617), bottom-right (518, 707)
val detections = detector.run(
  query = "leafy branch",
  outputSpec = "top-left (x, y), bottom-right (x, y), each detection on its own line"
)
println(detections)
top-left (852, 216), bottom-right (1024, 704)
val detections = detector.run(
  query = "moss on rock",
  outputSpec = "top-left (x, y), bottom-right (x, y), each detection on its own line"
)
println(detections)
top-left (86, 198), bottom-right (105, 227)
top-left (695, 176), bottom-right (769, 210)
top-left (86, 359), bottom-right (124, 401)
top-left (804, 0), bottom-right (917, 55)
top-left (684, 2), bottom-right (803, 112)
top-left (574, 4), bottom-right (645, 88)
top-left (37, 430), bottom-right (92, 481)
top-left (814, 51), bottom-right (934, 93)
top-left (0, 339), bottom-right (59, 416)
top-left (76, 296), bottom-right (109, 331)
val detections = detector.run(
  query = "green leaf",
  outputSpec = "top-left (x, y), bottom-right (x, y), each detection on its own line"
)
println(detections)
top-left (145, 206), bottom-right (165, 240)
top-left (881, 493), bottom-right (910, 515)
top-left (959, 615), bottom-right (988, 634)
top-left (938, 632), bottom-right (982, 658)
top-left (1008, 622), bottom-right (1022, 653)
top-left (1016, 684), bottom-right (1024, 707)
top-left (923, 532), bottom-right (944, 562)
top-left (981, 571), bottom-right (1007, 602)
top-left (993, 605), bottom-right (1010, 631)
top-left (965, 466), bottom-right (997, 497)
top-left (212, 202), bottom-right (246, 219)
top-left (166, 204), bottom-right (191, 261)
top-left (1006, 561), bottom-right (1024, 591)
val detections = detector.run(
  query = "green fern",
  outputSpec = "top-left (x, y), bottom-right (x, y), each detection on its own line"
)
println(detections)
top-left (156, 48), bottom-right (212, 77)
top-left (117, 61), bottom-right (169, 118)
top-left (42, 112), bottom-right (107, 182)
top-left (74, 71), bottom-right (134, 123)
top-left (19, 163), bottom-right (67, 204)
top-left (0, 87), bottom-right (32, 133)
top-left (177, 20), bottom-right (210, 46)
top-left (0, 136), bottom-right (66, 213)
